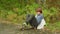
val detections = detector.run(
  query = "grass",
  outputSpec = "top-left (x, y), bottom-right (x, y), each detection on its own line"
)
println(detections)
top-left (46, 21), bottom-right (60, 32)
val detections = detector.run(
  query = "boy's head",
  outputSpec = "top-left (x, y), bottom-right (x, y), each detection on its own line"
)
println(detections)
top-left (36, 8), bottom-right (42, 14)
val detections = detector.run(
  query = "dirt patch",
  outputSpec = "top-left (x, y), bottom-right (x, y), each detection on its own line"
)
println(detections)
top-left (0, 23), bottom-right (60, 34)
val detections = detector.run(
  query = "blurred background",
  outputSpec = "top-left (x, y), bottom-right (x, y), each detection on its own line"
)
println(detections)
top-left (0, 0), bottom-right (60, 34)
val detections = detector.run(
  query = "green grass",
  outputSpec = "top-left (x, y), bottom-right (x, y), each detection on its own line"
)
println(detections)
top-left (46, 21), bottom-right (60, 31)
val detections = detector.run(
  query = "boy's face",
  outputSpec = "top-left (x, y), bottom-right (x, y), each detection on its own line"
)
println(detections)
top-left (36, 12), bottom-right (41, 15)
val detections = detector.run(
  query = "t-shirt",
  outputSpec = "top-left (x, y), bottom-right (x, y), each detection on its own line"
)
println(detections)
top-left (35, 14), bottom-right (44, 24)
top-left (35, 14), bottom-right (46, 29)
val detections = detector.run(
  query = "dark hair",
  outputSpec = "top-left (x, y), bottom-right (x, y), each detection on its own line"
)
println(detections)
top-left (36, 8), bottom-right (42, 13)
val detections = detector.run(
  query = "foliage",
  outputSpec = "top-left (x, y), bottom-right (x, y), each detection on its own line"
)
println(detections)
top-left (0, 0), bottom-right (60, 31)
